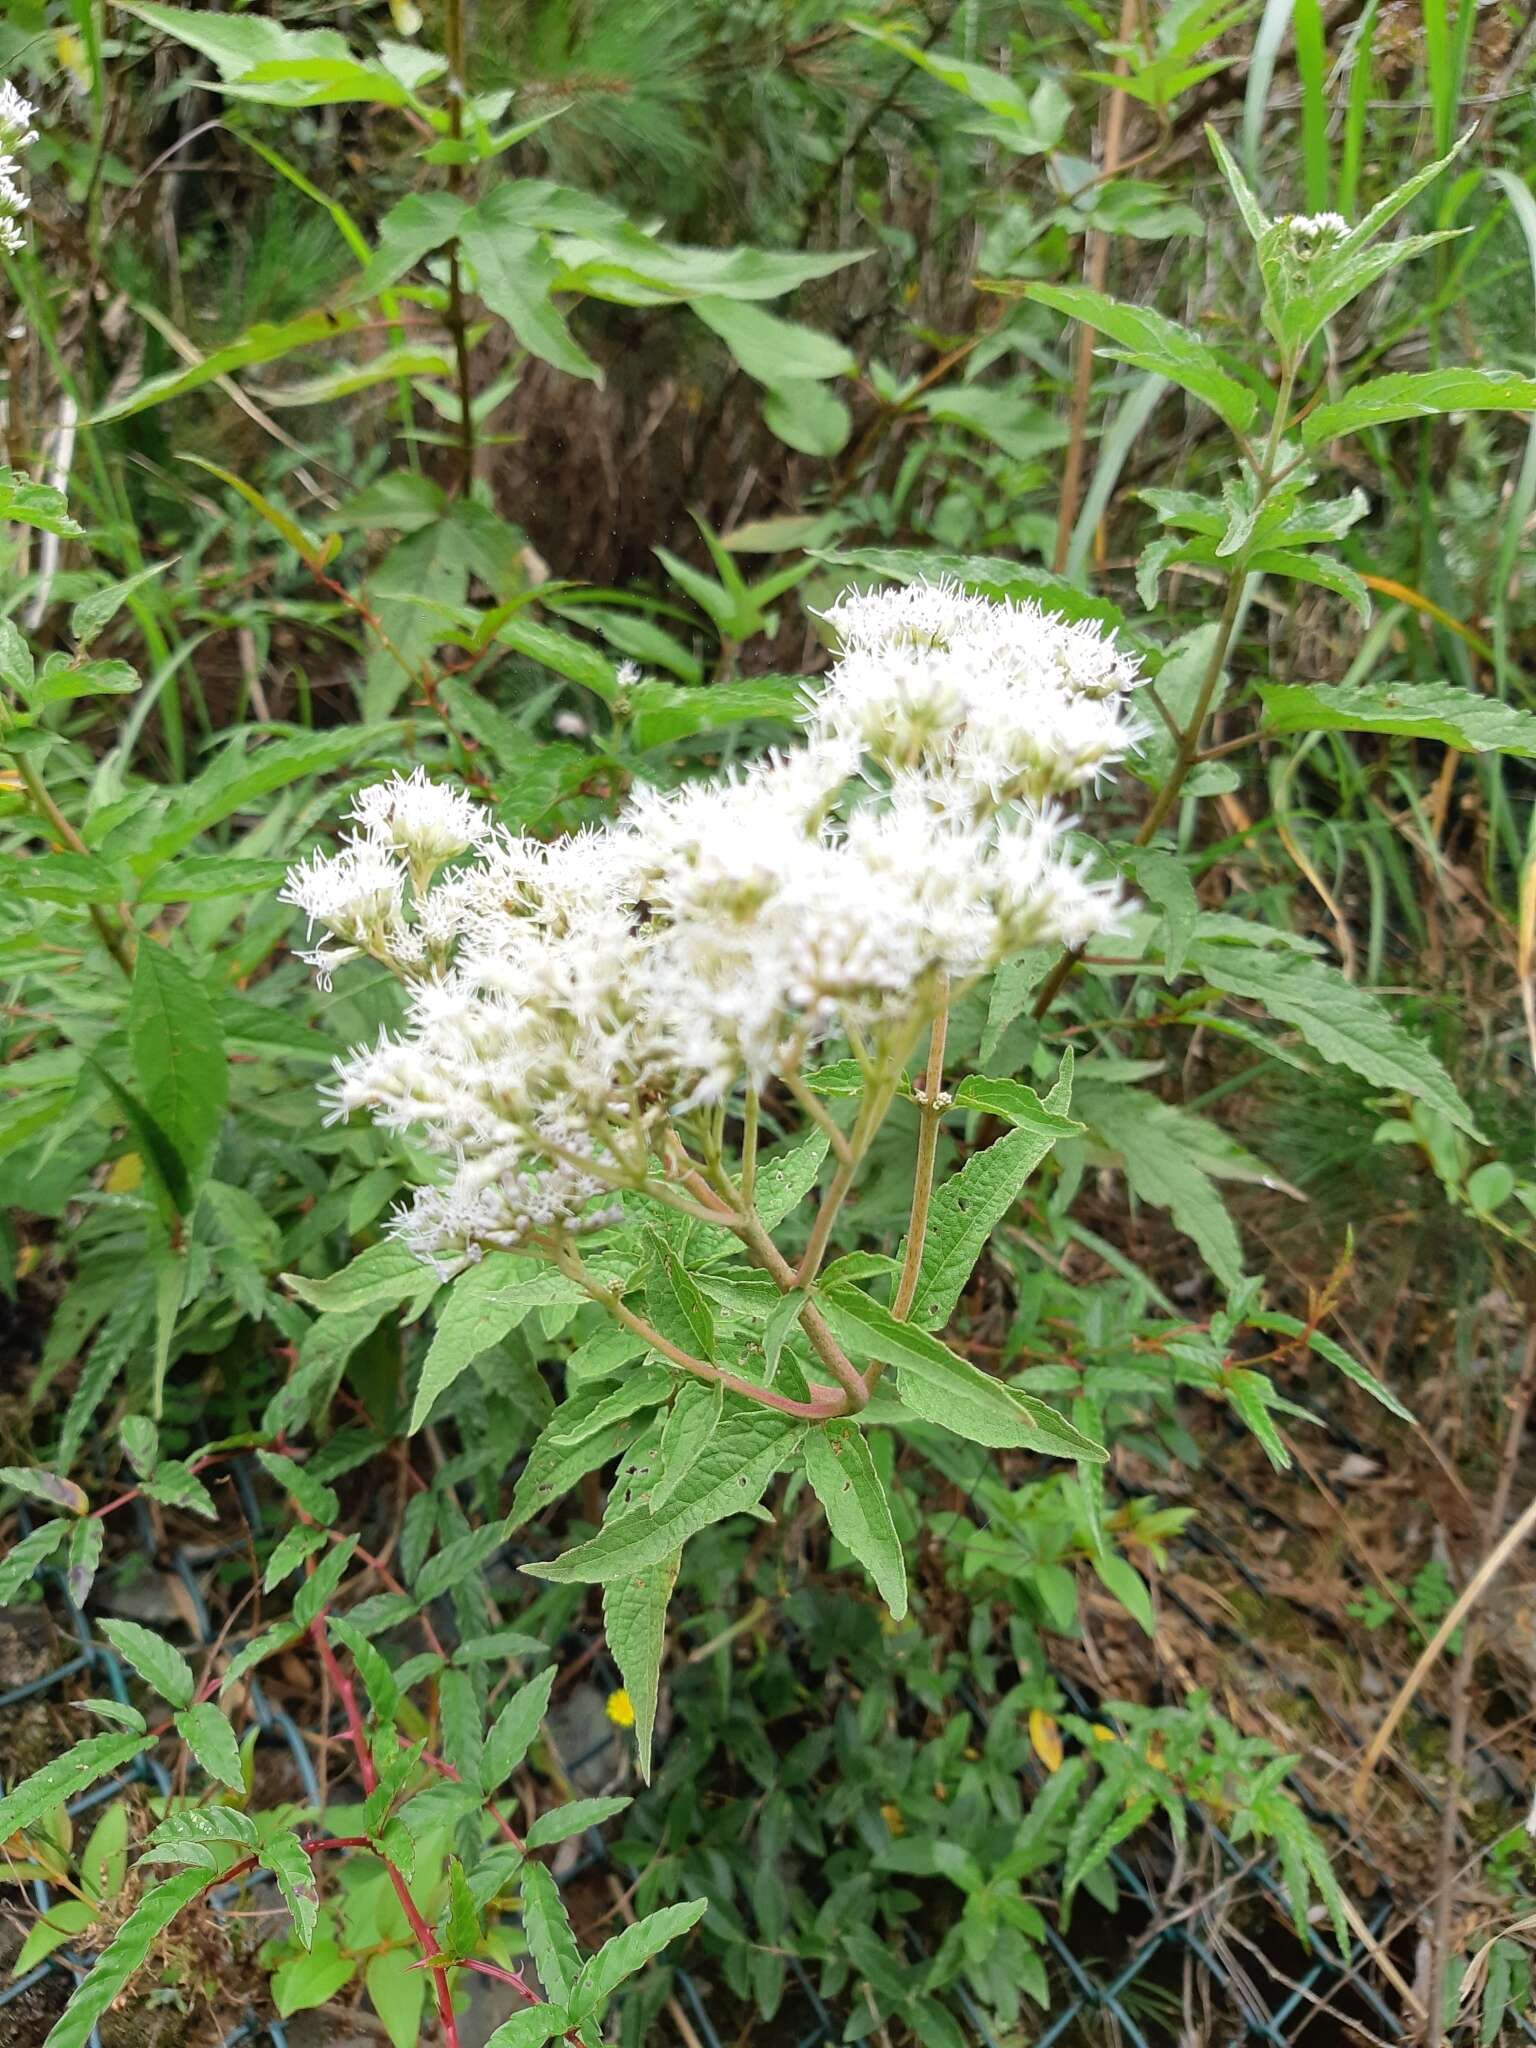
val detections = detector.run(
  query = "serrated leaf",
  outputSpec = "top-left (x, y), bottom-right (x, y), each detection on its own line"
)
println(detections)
top-left (128, 943), bottom-right (227, 1195)
top-left (1252, 1313), bottom-right (1414, 1423)
top-left (651, 1380), bottom-right (723, 1508)
top-left (525, 1795), bottom-right (630, 1848)
top-left (293, 1535), bottom-right (359, 1627)
top-left (483, 2011), bottom-right (571, 2048)
top-left (98, 1618), bottom-right (195, 1709)
top-left (802, 1422), bottom-right (907, 1619)
top-left (484, 1664), bottom-right (558, 1790)
top-left (1026, 282), bottom-right (1260, 434)
top-left (527, 1410), bottom-right (802, 1584)
top-left (644, 1233), bottom-right (715, 1360)
top-left (602, 1552), bottom-right (679, 1783)
top-left (0, 1733), bottom-right (153, 1847)
top-left (0, 1519), bottom-right (69, 1601)
top-left (410, 1255), bottom-right (579, 1431)
top-left (905, 1060), bottom-right (1076, 1326)
top-left (820, 1287), bottom-right (1101, 1459)
top-left (519, 1860), bottom-right (583, 2004)
top-left (1075, 1085), bottom-right (1245, 1290)
top-left (571, 1898), bottom-right (708, 2019)
top-left (64, 1519), bottom-right (104, 1608)
top-left (174, 1702), bottom-right (245, 1790)
top-left (284, 1239), bottom-right (440, 1316)
top-left (0, 1466), bottom-right (88, 1515)
top-left (1258, 678), bottom-right (1536, 757)
top-left (262, 1827), bottom-right (321, 1947)
top-left (39, 1868), bottom-right (207, 2048)
top-left (1302, 367), bottom-right (1536, 446)
top-left (257, 1449), bottom-right (339, 1525)
top-left (1190, 940), bottom-right (1480, 1137)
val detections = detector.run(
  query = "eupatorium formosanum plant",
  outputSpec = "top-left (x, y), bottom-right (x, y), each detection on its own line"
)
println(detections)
top-left (281, 582), bottom-right (1134, 1743)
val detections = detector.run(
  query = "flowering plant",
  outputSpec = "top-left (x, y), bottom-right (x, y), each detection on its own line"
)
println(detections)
top-left (280, 580), bottom-right (1141, 1747)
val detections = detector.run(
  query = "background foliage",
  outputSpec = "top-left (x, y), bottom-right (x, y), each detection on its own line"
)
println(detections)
top-left (3, 1), bottom-right (1536, 2044)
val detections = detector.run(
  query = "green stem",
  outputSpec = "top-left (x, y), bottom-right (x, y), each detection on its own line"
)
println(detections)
top-left (890, 987), bottom-right (949, 1324)
top-left (549, 1240), bottom-right (851, 1420)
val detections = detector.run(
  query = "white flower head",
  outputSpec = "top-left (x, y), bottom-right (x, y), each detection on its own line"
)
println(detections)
top-left (0, 81), bottom-right (37, 258)
top-left (347, 766), bottom-right (489, 871)
top-left (286, 579), bottom-right (1134, 1268)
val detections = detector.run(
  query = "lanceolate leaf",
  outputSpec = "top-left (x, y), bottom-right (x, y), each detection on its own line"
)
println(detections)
top-left (262, 1827), bottom-right (321, 1947)
top-left (1189, 941), bottom-right (1480, 1137)
top-left (1258, 679), bottom-right (1536, 758)
top-left (1075, 1086), bottom-right (1245, 1291)
top-left (483, 1665), bottom-right (558, 1790)
top-left (651, 1379), bottom-right (724, 1507)
top-left (802, 1422), bottom-right (908, 1619)
top-left (98, 1618), bottom-right (195, 1710)
top-left (1025, 283), bottom-right (1261, 434)
top-left (174, 1703), bottom-right (246, 1791)
top-left (905, 1079), bottom-right (1077, 1328)
top-left (410, 1257), bottom-right (583, 1430)
top-left (819, 1288), bottom-right (1102, 1460)
top-left (1301, 368), bottom-right (1536, 446)
top-left (0, 1733), bottom-right (154, 1848)
top-left (40, 1868), bottom-right (208, 2048)
top-left (603, 1551), bottom-right (681, 1782)
top-left (571, 1898), bottom-right (708, 2019)
top-left (528, 1410), bottom-right (802, 1583)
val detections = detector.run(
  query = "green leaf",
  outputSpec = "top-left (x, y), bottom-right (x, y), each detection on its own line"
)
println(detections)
top-left (285, 1239), bottom-right (441, 1316)
top-left (262, 1828), bottom-right (322, 1947)
top-left (462, 195), bottom-right (602, 382)
top-left (1258, 678), bottom-right (1536, 757)
top-left (366, 1946), bottom-right (428, 2048)
top-left (14, 1897), bottom-right (98, 1976)
top-left (1075, 1086), bottom-right (1245, 1290)
top-left (644, 1233), bottom-right (715, 1362)
top-left (174, 1703), bottom-right (245, 1790)
top-left (29, 655), bottom-right (143, 706)
top-left (1225, 1369), bottom-right (1293, 1470)
top-left (905, 1073), bottom-right (1077, 1327)
top-left (652, 1380), bottom-right (724, 1508)
top-left (1189, 940), bottom-right (1481, 1137)
top-left (257, 1449), bottom-right (339, 1525)
top-left (1121, 847), bottom-right (1198, 980)
top-left (1302, 366), bottom-right (1536, 445)
top-left (761, 380), bottom-right (853, 455)
top-left (529, 1410), bottom-right (802, 1583)
top-left (0, 1466), bottom-right (88, 1515)
top-left (949, 1076), bottom-right (1084, 1137)
top-left (90, 306), bottom-right (368, 424)
top-left (1252, 1313), bottom-right (1414, 1422)
top-left (39, 1869), bottom-right (207, 2048)
top-left (0, 1519), bottom-right (68, 1600)
top-left (819, 1288), bottom-right (1102, 1459)
top-left (519, 1861), bottom-right (583, 2004)
top-left (70, 562), bottom-right (175, 648)
top-left (0, 467), bottom-right (83, 537)
top-left (571, 1898), bottom-right (708, 2020)
top-left (272, 1941), bottom-right (357, 2016)
top-left (292, 1535), bottom-right (360, 1628)
top-left (802, 1422), bottom-right (907, 1618)
top-left (483, 2011), bottom-right (571, 2048)
top-left (98, 1618), bottom-right (195, 1709)
top-left (483, 1664), bottom-right (558, 1790)
top-left (602, 1550), bottom-right (679, 1784)
top-left (411, 1256), bottom-right (580, 1430)
top-left (0, 1732), bottom-right (153, 1846)
top-left (6, 853), bottom-right (125, 904)
top-left (693, 296), bottom-right (854, 383)
top-left (525, 1796), bottom-right (630, 1848)
top-left (1025, 283), bottom-right (1260, 434)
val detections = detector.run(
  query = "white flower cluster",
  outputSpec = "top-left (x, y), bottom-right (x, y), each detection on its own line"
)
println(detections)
top-left (285, 582), bottom-right (1142, 1269)
top-left (0, 83), bottom-right (36, 258)
top-left (810, 577), bottom-right (1143, 804)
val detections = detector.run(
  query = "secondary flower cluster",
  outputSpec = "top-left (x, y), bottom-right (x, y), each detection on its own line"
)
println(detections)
top-left (284, 582), bottom-right (1143, 1270)
top-left (0, 83), bottom-right (36, 257)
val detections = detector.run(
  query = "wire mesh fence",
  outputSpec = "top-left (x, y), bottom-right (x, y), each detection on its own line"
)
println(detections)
top-left (2, 1434), bottom-right (1526, 2048)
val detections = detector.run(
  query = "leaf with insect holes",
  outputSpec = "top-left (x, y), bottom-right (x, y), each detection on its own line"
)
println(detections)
top-left (802, 1422), bottom-right (907, 1619)
top-left (98, 1618), bottom-right (195, 1710)
top-left (603, 1552), bottom-right (680, 1783)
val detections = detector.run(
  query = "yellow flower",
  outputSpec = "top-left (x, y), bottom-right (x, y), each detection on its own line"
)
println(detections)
top-left (605, 1687), bottom-right (636, 1729)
